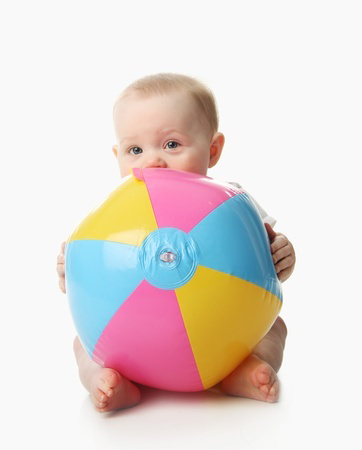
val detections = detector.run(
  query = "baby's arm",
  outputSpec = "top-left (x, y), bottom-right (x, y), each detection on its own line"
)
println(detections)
top-left (265, 223), bottom-right (295, 283)
top-left (56, 242), bottom-right (66, 293)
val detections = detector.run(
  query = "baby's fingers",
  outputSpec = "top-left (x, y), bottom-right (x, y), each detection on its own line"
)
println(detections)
top-left (57, 260), bottom-right (66, 293)
top-left (270, 235), bottom-right (288, 254)
top-left (57, 241), bottom-right (66, 276)
top-left (57, 261), bottom-right (65, 277)
top-left (57, 252), bottom-right (65, 266)
top-left (57, 242), bottom-right (67, 293)
top-left (59, 277), bottom-right (66, 294)
top-left (272, 245), bottom-right (291, 265)
top-left (57, 249), bottom-right (65, 275)
top-left (275, 255), bottom-right (294, 274)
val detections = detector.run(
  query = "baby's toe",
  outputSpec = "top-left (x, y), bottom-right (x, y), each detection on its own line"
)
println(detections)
top-left (93, 387), bottom-right (108, 403)
top-left (221, 354), bottom-right (280, 403)
top-left (254, 364), bottom-right (273, 387)
top-left (97, 380), bottom-right (113, 398)
top-left (90, 367), bottom-right (141, 413)
top-left (252, 362), bottom-right (280, 402)
top-left (95, 401), bottom-right (108, 412)
top-left (97, 369), bottom-right (123, 396)
top-left (104, 369), bottom-right (122, 388)
top-left (260, 379), bottom-right (279, 402)
top-left (91, 387), bottom-right (108, 408)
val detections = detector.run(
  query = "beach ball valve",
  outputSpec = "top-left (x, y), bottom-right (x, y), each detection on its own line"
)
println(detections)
top-left (160, 251), bottom-right (176, 263)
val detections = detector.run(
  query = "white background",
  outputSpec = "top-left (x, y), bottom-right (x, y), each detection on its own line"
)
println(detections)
top-left (1, 1), bottom-right (361, 448)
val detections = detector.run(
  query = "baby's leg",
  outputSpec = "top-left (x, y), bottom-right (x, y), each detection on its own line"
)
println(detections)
top-left (218, 316), bottom-right (287, 402)
top-left (73, 337), bottom-right (141, 412)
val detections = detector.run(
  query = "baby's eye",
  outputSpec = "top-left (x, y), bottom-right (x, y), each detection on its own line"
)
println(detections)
top-left (165, 141), bottom-right (179, 149)
top-left (129, 147), bottom-right (143, 155)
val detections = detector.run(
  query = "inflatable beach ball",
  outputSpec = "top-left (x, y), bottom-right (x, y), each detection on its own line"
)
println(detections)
top-left (66, 168), bottom-right (282, 392)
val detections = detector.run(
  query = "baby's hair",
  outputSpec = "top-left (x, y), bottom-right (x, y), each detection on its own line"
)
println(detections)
top-left (113, 73), bottom-right (219, 137)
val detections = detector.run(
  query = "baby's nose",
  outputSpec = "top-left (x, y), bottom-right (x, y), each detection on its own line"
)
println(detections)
top-left (144, 153), bottom-right (167, 169)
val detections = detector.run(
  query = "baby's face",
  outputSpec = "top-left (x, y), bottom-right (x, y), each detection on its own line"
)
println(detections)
top-left (113, 92), bottom-right (221, 178)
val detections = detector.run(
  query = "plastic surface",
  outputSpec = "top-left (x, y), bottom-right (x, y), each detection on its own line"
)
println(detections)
top-left (66, 168), bottom-right (282, 392)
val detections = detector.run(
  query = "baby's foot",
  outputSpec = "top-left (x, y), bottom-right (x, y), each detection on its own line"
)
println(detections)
top-left (220, 354), bottom-right (279, 403)
top-left (90, 368), bottom-right (141, 413)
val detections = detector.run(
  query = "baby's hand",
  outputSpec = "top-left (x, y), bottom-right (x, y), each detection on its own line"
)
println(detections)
top-left (265, 223), bottom-right (296, 283)
top-left (56, 242), bottom-right (66, 293)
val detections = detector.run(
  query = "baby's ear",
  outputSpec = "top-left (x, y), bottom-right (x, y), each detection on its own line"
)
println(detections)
top-left (112, 145), bottom-right (119, 158)
top-left (209, 132), bottom-right (225, 168)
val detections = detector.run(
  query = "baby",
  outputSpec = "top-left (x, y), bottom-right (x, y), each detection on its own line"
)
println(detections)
top-left (57, 73), bottom-right (295, 412)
